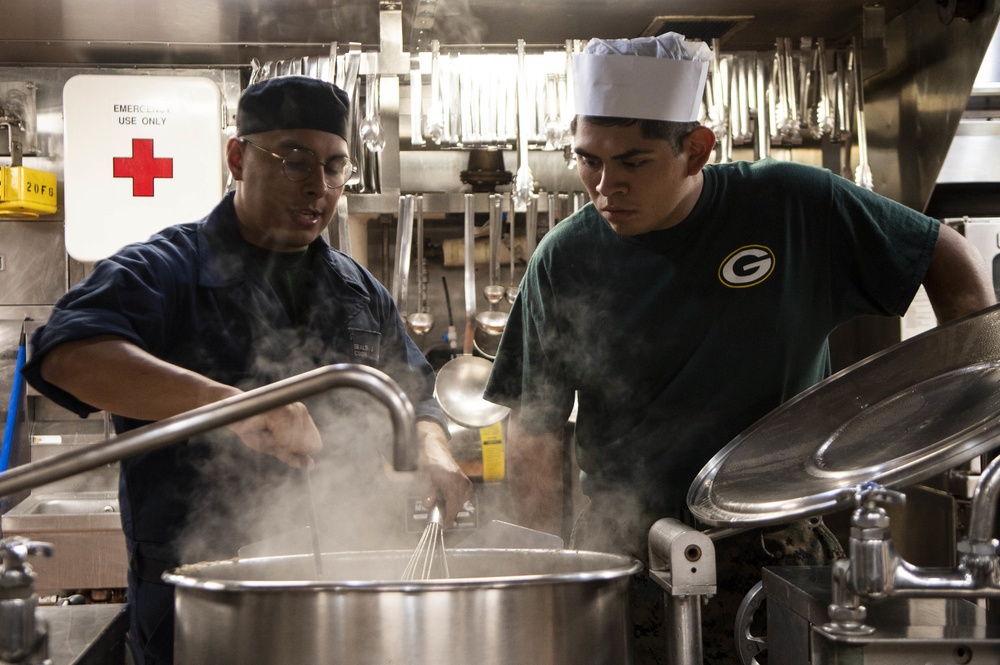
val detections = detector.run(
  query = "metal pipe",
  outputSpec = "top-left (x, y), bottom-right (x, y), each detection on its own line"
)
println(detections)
top-left (462, 193), bottom-right (476, 356)
top-left (664, 595), bottom-right (703, 665)
top-left (966, 452), bottom-right (1000, 545)
top-left (888, 561), bottom-right (982, 596)
top-left (0, 364), bottom-right (418, 498)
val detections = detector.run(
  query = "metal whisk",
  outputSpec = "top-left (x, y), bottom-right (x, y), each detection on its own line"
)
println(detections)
top-left (401, 498), bottom-right (450, 580)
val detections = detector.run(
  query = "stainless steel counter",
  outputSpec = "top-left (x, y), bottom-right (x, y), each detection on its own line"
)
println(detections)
top-left (37, 604), bottom-right (129, 665)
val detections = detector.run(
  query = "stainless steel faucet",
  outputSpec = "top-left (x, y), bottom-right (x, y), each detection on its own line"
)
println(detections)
top-left (0, 363), bottom-right (418, 498)
top-left (824, 471), bottom-right (1000, 636)
top-left (0, 364), bottom-right (419, 663)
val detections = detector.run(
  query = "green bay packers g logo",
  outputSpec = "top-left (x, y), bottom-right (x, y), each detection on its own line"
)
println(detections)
top-left (719, 245), bottom-right (775, 288)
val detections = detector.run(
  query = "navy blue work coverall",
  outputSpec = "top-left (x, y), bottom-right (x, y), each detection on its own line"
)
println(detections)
top-left (23, 191), bottom-right (447, 664)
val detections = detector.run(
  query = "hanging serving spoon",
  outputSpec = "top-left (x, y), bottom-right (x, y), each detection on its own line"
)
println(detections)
top-left (424, 40), bottom-right (445, 144)
top-left (506, 192), bottom-right (520, 304)
top-left (360, 69), bottom-right (386, 153)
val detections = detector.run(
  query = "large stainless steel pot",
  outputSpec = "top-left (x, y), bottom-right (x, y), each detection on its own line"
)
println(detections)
top-left (164, 548), bottom-right (641, 665)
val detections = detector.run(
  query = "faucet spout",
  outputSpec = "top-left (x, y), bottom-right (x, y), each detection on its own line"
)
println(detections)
top-left (0, 363), bottom-right (418, 498)
top-left (966, 453), bottom-right (1000, 546)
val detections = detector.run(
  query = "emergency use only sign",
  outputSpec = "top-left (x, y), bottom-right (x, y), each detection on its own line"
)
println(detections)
top-left (62, 75), bottom-right (226, 262)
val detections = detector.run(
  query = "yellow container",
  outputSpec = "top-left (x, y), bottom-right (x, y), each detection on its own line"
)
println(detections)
top-left (0, 166), bottom-right (58, 218)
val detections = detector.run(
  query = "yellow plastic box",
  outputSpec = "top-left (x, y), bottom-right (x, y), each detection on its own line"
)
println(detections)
top-left (0, 166), bottom-right (58, 218)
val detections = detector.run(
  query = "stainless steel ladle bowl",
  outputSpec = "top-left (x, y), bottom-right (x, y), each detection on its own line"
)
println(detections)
top-left (475, 310), bottom-right (508, 336)
top-left (433, 355), bottom-right (509, 428)
top-left (408, 311), bottom-right (434, 336)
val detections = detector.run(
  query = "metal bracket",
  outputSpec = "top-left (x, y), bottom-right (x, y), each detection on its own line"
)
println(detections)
top-left (648, 518), bottom-right (717, 596)
top-left (648, 518), bottom-right (718, 665)
top-left (409, 0), bottom-right (438, 54)
top-left (862, 3), bottom-right (887, 76)
top-left (0, 82), bottom-right (37, 159)
top-left (0, 120), bottom-right (24, 167)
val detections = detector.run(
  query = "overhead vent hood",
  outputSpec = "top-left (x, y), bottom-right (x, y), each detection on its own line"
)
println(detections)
top-left (639, 15), bottom-right (753, 44)
top-left (926, 24), bottom-right (1000, 219)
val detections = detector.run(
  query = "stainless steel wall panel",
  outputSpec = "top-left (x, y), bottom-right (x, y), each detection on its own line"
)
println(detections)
top-left (0, 222), bottom-right (66, 305)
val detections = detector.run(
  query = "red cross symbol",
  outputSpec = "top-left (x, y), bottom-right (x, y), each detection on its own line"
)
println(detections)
top-left (113, 138), bottom-right (173, 197)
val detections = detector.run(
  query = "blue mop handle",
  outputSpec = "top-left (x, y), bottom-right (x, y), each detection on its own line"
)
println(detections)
top-left (1, 326), bottom-right (27, 473)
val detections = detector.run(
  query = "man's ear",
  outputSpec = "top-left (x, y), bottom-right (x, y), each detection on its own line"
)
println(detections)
top-left (226, 137), bottom-right (245, 181)
top-left (685, 125), bottom-right (717, 175)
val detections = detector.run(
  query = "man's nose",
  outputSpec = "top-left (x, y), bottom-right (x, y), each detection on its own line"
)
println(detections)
top-left (301, 165), bottom-right (328, 194)
top-left (596, 166), bottom-right (627, 196)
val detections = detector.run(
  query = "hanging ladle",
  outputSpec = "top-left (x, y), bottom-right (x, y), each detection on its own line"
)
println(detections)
top-left (408, 195), bottom-right (434, 336)
top-left (476, 194), bottom-right (508, 336)
top-left (433, 194), bottom-right (510, 429)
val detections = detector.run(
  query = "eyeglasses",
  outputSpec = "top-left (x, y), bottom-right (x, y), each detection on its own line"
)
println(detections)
top-left (240, 139), bottom-right (357, 189)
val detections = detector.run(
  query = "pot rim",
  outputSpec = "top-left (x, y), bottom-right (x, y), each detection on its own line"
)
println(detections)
top-left (162, 547), bottom-right (643, 592)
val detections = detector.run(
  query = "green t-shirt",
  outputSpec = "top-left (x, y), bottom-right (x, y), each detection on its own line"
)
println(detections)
top-left (484, 159), bottom-right (938, 515)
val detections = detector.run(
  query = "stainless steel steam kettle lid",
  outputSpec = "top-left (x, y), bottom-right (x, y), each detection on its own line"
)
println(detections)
top-left (688, 303), bottom-right (1000, 527)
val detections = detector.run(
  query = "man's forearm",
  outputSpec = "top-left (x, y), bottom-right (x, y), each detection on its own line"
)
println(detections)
top-left (40, 335), bottom-right (239, 421)
top-left (506, 414), bottom-right (566, 536)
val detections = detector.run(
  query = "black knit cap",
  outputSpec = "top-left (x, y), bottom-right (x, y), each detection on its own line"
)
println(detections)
top-left (236, 76), bottom-right (351, 140)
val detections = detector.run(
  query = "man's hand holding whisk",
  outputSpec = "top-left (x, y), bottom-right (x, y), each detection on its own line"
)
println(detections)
top-left (228, 401), bottom-right (323, 469)
top-left (415, 421), bottom-right (473, 527)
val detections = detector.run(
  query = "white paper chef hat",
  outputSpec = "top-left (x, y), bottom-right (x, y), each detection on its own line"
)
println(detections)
top-left (573, 33), bottom-right (713, 122)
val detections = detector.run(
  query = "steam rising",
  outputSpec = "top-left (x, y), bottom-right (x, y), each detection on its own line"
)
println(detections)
top-left (174, 325), bottom-right (420, 567)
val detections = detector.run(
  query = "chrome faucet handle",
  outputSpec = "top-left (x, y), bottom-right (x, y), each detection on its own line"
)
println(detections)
top-left (854, 482), bottom-right (905, 510)
top-left (0, 538), bottom-right (53, 664)
top-left (0, 536), bottom-right (53, 589)
top-left (850, 483), bottom-right (905, 532)
top-left (854, 482), bottom-right (905, 506)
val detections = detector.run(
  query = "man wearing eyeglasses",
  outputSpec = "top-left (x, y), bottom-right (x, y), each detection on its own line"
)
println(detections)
top-left (23, 76), bottom-right (471, 665)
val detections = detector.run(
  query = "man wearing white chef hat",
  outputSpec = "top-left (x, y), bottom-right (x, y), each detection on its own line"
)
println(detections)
top-left (486, 33), bottom-right (995, 664)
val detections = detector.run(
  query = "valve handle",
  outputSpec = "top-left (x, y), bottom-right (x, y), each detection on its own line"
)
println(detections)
top-left (854, 482), bottom-right (905, 510)
top-left (0, 537), bottom-right (53, 572)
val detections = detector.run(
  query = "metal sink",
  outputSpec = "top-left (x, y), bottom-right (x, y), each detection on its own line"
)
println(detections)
top-left (3, 491), bottom-right (120, 531)
top-left (28, 496), bottom-right (118, 514)
top-left (1, 491), bottom-right (126, 592)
